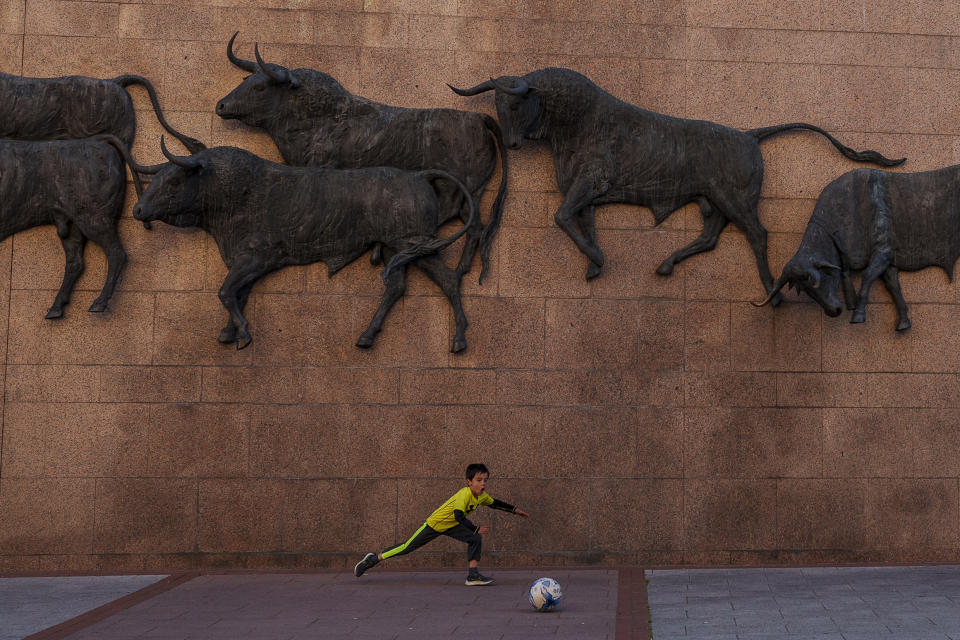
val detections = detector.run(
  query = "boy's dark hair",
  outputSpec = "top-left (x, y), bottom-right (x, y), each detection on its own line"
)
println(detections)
top-left (465, 463), bottom-right (489, 479)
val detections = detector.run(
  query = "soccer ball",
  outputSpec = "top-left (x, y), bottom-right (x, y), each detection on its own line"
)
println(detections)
top-left (528, 577), bottom-right (563, 611)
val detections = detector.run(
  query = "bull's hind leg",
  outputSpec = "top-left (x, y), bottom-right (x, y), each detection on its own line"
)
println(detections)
top-left (46, 222), bottom-right (87, 319)
top-left (218, 256), bottom-right (272, 349)
top-left (357, 259), bottom-right (408, 349)
top-left (656, 198), bottom-right (727, 276)
top-left (577, 206), bottom-right (602, 279)
top-left (218, 282), bottom-right (255, 344)
top-left (881, 265), bottom-right (911, 331)
top-left (850, 251), bottom-right (893, 324)
top-left (414, 254), bottom-right (469, 353)
top-left (80, 224), bottom-right (127, 313)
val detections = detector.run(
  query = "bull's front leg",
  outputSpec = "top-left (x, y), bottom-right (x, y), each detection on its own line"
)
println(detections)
top-left (577, 206), bottom-right (602, 279)
top-left (218, 256), bottom-right (270, 349)
top-left (881, 265), bottom-right (911, 331)
top-left (554, 173), bottom-right (608, 277)
top-left (414, 254), bottom-right (469, 352)
top-left (850, 250), bottom-right (892, 324)
top-left (218, 281), bottom-right (255, 344)
top-left (46, 222), bottom-right (87, 319)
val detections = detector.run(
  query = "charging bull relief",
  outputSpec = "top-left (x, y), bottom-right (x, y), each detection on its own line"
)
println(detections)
top-left (0, 136), bottom-right (133, 318)
top-left (449, 67), bottom-right (905, 301)
top-left (130, 140), bottom-right (477, 352)
top-left (754, 166), bottom-right (960, 332)
top-left (215, 34), bottom-right (506, 282)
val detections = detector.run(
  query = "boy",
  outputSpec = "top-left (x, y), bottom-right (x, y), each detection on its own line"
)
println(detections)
top-left (354, 463), bottom-right (529, 585)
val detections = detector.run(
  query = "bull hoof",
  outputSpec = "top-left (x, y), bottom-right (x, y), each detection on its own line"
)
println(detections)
top-left (656, 260), bottom-right (674, 276)
top-left (585, 262), bottom-right (603, 279)
top-left (236, 332), bottom-right (252, 350)
top-left (44, 306), bottom-right (64, 320)
top-left (356, 332), bottom-right (376, 349)
top-left (850, 311), bottom-right (866, 324)
top-left (218, 326), bottom-right (237, 344)
top-left (451, 337), bottom-right (467, 353)
top-left (88, 299), bottom-right (108, 313)
top-left (896, 318), bottom-right (912, 332)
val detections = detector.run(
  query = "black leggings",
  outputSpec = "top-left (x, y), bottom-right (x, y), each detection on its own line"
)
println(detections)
top-left (381, 523), bottom-right (482, 562)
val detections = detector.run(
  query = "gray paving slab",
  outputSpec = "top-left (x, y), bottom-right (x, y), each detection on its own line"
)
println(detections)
top-left (0, 575), bottom-right (167, 640)
top-left (647, 566), bottom-right (960, 639)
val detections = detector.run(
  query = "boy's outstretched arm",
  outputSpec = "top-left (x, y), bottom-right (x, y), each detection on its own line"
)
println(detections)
top-left (490, 498), bottom-right (529, 518)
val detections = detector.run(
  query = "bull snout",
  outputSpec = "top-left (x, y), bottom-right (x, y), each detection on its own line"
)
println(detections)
top-left (215, 101), bottom-right (235, 119)
top-left (825, 304), bottom-right (843, 318)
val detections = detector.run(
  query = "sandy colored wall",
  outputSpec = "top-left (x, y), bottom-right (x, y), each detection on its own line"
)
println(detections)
top-left (2, 0), bottom-right (960, 573)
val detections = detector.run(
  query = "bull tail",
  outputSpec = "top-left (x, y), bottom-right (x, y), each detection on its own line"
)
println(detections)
top-left (476, 114), bottom-right (508, 284)
top-left (112, 74), bottom-right (206, 154)
top-left (748, 122), bottom-right (905, 167)
top-left (382, 170), bottom-right (478, 281)
top-left (91, 134), bottom-right (146, 199)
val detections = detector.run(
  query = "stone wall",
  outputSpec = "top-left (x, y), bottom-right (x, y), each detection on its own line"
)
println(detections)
top-left (2, 0), bottom-right (960, 573)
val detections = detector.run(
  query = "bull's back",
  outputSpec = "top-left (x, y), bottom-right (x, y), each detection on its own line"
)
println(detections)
top-left (0, 73), bottom-right (134, 145)
top-left (0, 139), bottom-right (126, 239)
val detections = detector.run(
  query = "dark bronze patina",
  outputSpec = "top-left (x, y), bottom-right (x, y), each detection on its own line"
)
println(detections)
top-left (0, 136), bottom-right (132, 318)
top-left (450, 67), bottom-right (904, 301)
top-left (215, 33), bottom-right (506, 282)
top-left (755, 166), bottom-right (960, 331)
top-left (130, 140), bottom-right (476, 352)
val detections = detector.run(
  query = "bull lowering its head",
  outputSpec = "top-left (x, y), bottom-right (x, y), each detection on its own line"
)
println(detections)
top-left (214, 33), bottom-right (507, 284)
top-left (0, 136), bottom-right (132, 318)
top-left (755, 166), bottom-right (960, 332)
top-left (449, 67), bottom-right (905, 302)
top-left (131, 139), bottom-right (477, 351)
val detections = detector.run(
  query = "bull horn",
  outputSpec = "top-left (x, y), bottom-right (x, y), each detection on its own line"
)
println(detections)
top-left (254, 43), bottom-right (289, 85)
top-left (160, 136), bottom-right (205, 171)
top-left (227, 32), bottom-right (257, 73)
top-left (490, 76), bottom-right (531, 95)
top-left (752, 274), bottom-right (789, 307)
top-left (447, 79), bottom-right (496, 96)
top-left (815, 259), bottom-right (842, 271)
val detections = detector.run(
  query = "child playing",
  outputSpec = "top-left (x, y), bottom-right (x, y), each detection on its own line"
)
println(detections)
top-left (354, 463), bottom-right (529, 585)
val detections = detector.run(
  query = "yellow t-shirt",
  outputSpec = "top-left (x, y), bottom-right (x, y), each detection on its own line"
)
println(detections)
top-left (425, 486), bottom-right (494, 532)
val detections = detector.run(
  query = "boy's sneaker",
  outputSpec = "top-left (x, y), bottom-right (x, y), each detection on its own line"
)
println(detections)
top-left (354, 552), bottom-right (378, 577)
top-left (465, 570), bottom-right (494, 586)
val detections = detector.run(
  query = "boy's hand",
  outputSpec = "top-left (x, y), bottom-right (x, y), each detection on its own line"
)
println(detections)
top-left (478, 525), bottom-right (491, 534)
top-left (515, 509), bottom-right (530, 518)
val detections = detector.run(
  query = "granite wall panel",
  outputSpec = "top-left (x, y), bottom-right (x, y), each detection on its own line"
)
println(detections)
top-left (3, 0), bottom-right (960, 571)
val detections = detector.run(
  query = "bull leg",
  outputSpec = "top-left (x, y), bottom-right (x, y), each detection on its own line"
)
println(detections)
top-left (656, 199), bottom-right (727, 276)
top-left (79, 225), bottom-right (127, 313)
top-left (554, 177), bottom-right (606, 274)
top-left (577, 206), bottom-right (602, 279)
top-left (881, 266), bottom-right (911, 331)
top-left (357, 259), bottom-right (408, 349)
top-left (46, 223), bottom-right (87, 319)
top-left (841, 272), bottom-right (857, 310)
top-left (413, 254), bottom-right (469, 353)
top-left (218, 257), bottom-right (271, 349)
top-left (850, 251), bottom-right (892, 324)
top-left (218, 282), bottom-right (255, 344)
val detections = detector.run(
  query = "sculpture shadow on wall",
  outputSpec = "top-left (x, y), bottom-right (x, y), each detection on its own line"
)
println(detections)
top-left (215, 33), bottom-right (506, 284)
top-left (129, 139), bottom-right (476, 352)
top-left (755, 166), bottom-right (960, 332)
top-left (449, 67), bottom-right (905, 304)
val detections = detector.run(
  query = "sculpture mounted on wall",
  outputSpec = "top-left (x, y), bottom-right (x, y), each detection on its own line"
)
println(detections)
top-left (215, 33), bottom-right (506, 282)
top-left (0, 136), bottom-right (132, 318)
top-left (130, 140), bottom-right (476, 352)
top-left (754, 166), bottom-right (960, 331)
top-left (449, 67), bottom-right (905, 302)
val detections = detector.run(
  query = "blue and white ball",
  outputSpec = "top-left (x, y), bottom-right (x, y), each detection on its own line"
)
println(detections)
top-left (528, 577), bottom-right (563, 611)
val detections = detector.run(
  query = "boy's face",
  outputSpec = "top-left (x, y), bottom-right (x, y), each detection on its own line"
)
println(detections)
top-left (467, 472), bottom-right (488, 496)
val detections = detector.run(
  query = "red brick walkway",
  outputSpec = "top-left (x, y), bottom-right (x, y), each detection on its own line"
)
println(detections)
top-left (40, 569), bottom-right (636, 640)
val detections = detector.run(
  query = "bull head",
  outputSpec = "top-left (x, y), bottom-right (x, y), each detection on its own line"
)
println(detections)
top-left (753, 258), bottom-right (844, 317)
top-left (218, 33), bottom-right (300, 125)
top-left (449, 76), bottom-right (541, 149)
top-left (132, 137), bottom-right (207, 229)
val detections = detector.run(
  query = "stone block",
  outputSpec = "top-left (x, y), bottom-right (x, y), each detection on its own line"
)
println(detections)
top-left (588, 229), bottom-right (686, 300)
top-left (686, 27), bottom-right (824, 66)
top-left (152, 292), bottom-right (253, 366)
top-left (0, 478), bottom-right (95, 554)
top-left (501, 368), bottom-right (682, 407)
top-left (300, 366), bottom-right (399, 404)
top-left (201, 366), bottom-right (301, 403)
top-left (113, 221), bottom-right (207, 293)
top-left (456, 0), bottom-right (550, 20)
top-left (590, 479), bottom-right (683, 551)
top-left (163, 40), bottom-right (248, 113)
top-left (730, 300), bottom-right (822, 371)
top-left (359, 47), bottom-right (457, 109)
top-left (864, 479), bottom-right (960, 548)
top-left (822, 1), bottom-right (864, 30)
top-left (0, 36), bottom-right (21, 74)
top-left (25, 0), bottom-right (118, 37)
top-left (777, 478), bottom-right (867, 549)
top-left (822, 408), bottom-right (914, 477)
top-left (684, 479), bottom-right (777, 550)
top-left (684, 371), bottom-right (777, 407)
top-left (497, 226), bottom-right (592, 298)
top-left (685, 0), bottom-right (820, 30)
top-left (5, 364), bottom-right (99, 403)
top-left (198, 479), bottom-right (285, 552)
top-left (488, 479), bottom-right (591, 552)
top-left (93, 478), bottom-right (197, 554)
top-left (545, 298), bottom-right (642, 369)
top-left (366, 0), bottom-right (458, 13)
top-left (248, 404), bottom-right (352, 478)
top-left (99, 366), bottom-right (201, 403)
top-left (777, 372), bottom-right (868, 407)
top-left (398, 367), bottom-right (496, 404)
top-left (682, 230), bottom-right (776, 303)
top-left (281, 479), bottom-right (396, 552)
top-left (444, 405), bottom-right (542, 478)
top-left (863, 0), bottom-right (960, 36)
top-left (146, 404), bottom-right (250, 478)
top-left (450, 296), bottom-right (544, 369)
top-left (911, 408), bottom-right (960, 477)
top-left (684, 302), bottom-right (731, 371)
top-left (2, 402), bottom-right (149, 477)
top-left (0, 2), bottom-right (22, 35)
